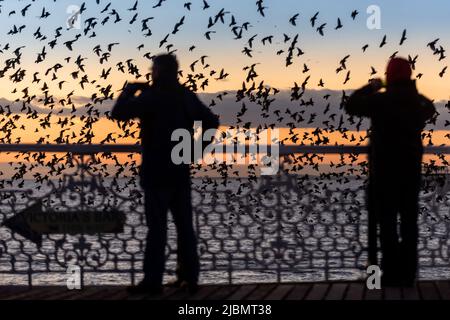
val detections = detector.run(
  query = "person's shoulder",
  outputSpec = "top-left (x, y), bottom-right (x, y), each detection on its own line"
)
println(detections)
top-left (145, 84), bottom-right (156, 93)
top-left (179, 84), bottom-right (195, 95)
top-left (143, 84), bottom-right (170, 98)
top-left (179, 85), bottom-right (200, 101)
top-left (412, 93), bottom-right (434, 112)
top-left (134, 85), bottom-right (160, 105)
top-left (417, 93), bottom-right (433, 104)
top-left (371, 91), bottom-right (386, 102)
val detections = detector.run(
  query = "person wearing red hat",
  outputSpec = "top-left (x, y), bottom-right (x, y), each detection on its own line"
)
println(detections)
top-left (386, 57), bottom-right (413, 85)
top-left (345, 57), bottom-right (436, 287)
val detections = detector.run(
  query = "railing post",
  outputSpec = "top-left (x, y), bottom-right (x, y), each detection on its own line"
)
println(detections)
top-left (131, 255), bottom-right (135, 286)
top-left (27, 255), bottom-right (32, 289)
top-left (80, 265), bottom-right (84, 289)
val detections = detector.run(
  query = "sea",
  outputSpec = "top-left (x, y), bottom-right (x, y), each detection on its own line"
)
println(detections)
top-left (0, 174), bottom-right (449, 286)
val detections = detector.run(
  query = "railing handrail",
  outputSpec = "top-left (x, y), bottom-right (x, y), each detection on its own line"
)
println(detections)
top-left (0, 144), bottom-right (449, 155)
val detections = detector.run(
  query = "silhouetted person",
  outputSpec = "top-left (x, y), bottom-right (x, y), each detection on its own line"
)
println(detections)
top-left (111, 54), bottom-right (219, 294)
top-left (345, 58), bottom-right (436, 286)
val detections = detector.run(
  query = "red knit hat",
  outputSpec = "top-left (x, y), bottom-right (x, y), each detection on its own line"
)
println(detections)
top-left (386, 57), bottom-right (412, 85)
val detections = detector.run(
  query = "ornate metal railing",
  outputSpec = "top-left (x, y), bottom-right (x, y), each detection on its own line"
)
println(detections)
top-left (0, 144), bottom-right (449, 286)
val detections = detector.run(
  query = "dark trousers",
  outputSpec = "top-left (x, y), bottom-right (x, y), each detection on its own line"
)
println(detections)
top-left (142, 181), bottom-right (199, 286)
top-left (367, 181), bottom-right (378, 266)
top-left (369, 172), bottom-right (420, 283)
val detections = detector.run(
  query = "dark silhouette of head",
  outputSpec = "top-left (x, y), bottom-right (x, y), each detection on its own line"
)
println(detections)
top-left (152, 54), bottom-right (179, 86)
top-left (386, 57), bottom-right (412, 85)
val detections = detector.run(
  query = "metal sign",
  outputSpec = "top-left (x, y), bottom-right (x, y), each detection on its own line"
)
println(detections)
top-left (2, 201), bottom-right (125, 245)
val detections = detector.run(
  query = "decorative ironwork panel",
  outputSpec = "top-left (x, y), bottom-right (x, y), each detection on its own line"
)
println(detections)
top-left (0, 153), bottom-right (449, 286)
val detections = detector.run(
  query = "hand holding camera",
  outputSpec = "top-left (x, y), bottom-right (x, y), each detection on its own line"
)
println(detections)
top-left (369, 78), bottom-right (384, 92)
top-left (125, 82), bottom-right (148, 92)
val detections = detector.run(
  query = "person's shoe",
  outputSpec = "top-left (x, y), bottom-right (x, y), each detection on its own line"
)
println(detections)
top-left (127, 281), bottom-right (163, 295)
top-left (167, 278), bottom-right (198, 294)
top-left (167, 278), bottom-right (184, 288)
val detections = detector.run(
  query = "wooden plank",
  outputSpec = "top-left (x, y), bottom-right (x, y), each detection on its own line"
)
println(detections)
top-left (122, 286), bottom-right (167, 301)
top-left (165, 287), bottom-right (193, 301)
top-left (345, 282), bottom-right (365, 300)
top-left (65, 287), bottom-right (106, 300)
top-left (23, 287), bottom-right (69, 300)
top-left (102, 289), bottom-right (130, 300)
top-left (187, 285), bottom-right (220, 301)
top-left (264, 284), bottom-right (294, 300)
top-left (42, 287), bottom-right (96, 300)
top-left (157, 287), bottom-right (182, 300)
top-left (127, 291), bottom-right (156, 300)
top-left (402, 285), bottom-right (420, 300)
top-left (205, 285), bottom-right (240, 301)
top-left (4, 287), bottom-right (70, 300)
top-left (325, 283), bottom-right (347, 300)
top-left (78, 288), bottom-right (117, 300)
top-left (0, 287), bottom-right (29, 300)
top-left (365, 287), bottom-right (382, 300)
top-left (41, 288), bottom-right (87, 300)
top-left (4, 287), bottom-right (50, 300)
top-left (98, 286), bottom-right (183, 300)
top-left (2, 280), bottom-right (447, 301)
top-left (245, 284), bottom-right (277, 300)
top-left (126, 287), bottom-right (177, 301)
top-left (435, 281), bottom-right (450, 300)
top-left (284, 284), bottom-right (311, 300)
top-left (80, 287), bottom-right (125, 300)
top-left (384, 287), bottom-right (402, 300)
top-left (419, 282), bottom-right (440, 300)
top-left (304, 283), bottom-right (330, 301)
top-left (226, 285), bottom-right (257, 300)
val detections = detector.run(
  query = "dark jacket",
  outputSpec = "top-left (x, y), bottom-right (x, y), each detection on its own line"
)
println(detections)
top-left (111, 83), bottom-right (220, 188)
top-left (345, 80), bottom-right (436, 183)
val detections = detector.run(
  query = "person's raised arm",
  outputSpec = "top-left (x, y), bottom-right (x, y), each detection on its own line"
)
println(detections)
top-left (186, 91), bottom-right (220, 132)
top-left (184, 90), bottom-right (220, 159)
top-left (345, 79), bottom-right (382, 118)
top-left (111, 83), bottom-right (149, 121)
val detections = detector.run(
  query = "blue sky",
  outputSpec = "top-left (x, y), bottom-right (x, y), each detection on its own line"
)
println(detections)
top-left (0, 0), bottom-right (449, 99)
top-left (1, 0), bottom-right (443, 49)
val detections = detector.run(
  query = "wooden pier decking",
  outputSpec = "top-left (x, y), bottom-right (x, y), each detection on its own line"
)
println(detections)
top-left (0, 281), bottom-right (449, 300)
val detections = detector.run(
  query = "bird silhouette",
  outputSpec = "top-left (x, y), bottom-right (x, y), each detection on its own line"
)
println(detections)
top-left (316, 23), bottom-right (326, 36)
top-left (379, 35), bottom-right (387, 48)
top-left (289, 13), bottom-right (299, 26)
top-left (0, 0), bottom-right (444, 236)
top-left (408, 54), bottom-right (418, 70)
top-left (310, 12), bottom-right (319, 27)
top-left (399, 29), bottom-right (407, 45)
top-left (335, 18), bottom-right (343, 30)
top-left (256, 0), bottom-right (266, 17)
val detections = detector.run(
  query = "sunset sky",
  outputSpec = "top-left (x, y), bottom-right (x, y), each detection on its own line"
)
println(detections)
top-left (0, 0), bottom-right (448, 149)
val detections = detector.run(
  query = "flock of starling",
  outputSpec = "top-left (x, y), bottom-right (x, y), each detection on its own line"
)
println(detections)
top-left (0, 0), bottom-right (447, 213)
